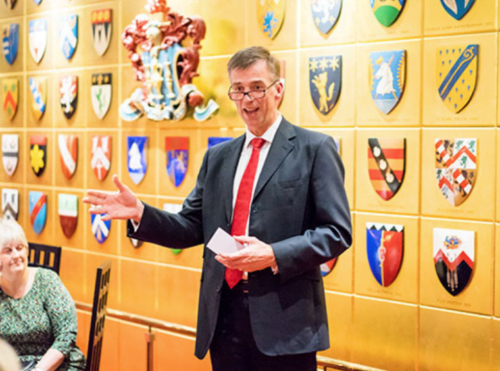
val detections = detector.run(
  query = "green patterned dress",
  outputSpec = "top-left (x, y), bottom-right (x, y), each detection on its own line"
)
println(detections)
top-left (0, 268), bottom-right (86, 370)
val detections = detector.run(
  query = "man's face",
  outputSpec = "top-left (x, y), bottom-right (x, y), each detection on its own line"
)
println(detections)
top-left (229, 60), bottom-right (283, 136)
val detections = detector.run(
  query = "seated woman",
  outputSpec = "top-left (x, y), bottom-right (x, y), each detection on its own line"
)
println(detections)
top-left (0, 219), bottom-right (86, 371)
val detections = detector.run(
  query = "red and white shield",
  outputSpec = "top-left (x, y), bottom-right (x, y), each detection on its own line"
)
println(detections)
top-left (58, 134), bottom-right (78, 180)
top-left (91, 135), bottom-right (111, 181)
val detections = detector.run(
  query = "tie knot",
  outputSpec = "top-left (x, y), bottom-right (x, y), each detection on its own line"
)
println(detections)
top-left (251, 138), bottom-right (266, 150)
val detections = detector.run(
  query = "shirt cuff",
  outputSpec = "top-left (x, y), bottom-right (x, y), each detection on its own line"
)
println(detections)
top-left (130, 219), bottom-right (140, 232)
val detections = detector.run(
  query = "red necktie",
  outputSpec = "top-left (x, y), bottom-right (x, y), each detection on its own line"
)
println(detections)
top-left (225, 138), bottom-right (266, 289)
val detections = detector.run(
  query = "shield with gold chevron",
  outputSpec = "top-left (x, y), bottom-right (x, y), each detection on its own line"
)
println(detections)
top-left (30, 135), bottom-right (47, 177)
top-left (2, 78), bottom-right (18, 120)
top-left (58, 134), bottom-right (78, 180)
top-left (368, 138), bottom-right (406, 201)
top-left (257, 0), bottom-right (286, 40)
top-left (435, 138), bottom-right (476, 207)
top-left (309, 55), bottom-right (342, 115)
top-left (440, 0), bottom-right (475, 20)
top-left (29, 77), bottom-right (47, 121)
top-left (437, 44), bottom-right (478, 114)
top-left (29, 191), bottom-right (47, 235)
top-left (370, 0), bottom-right (405, 27)
top-left (369, 50), bottom-right (406, 115)
top-left (310, 0), bottom-right (342, 36)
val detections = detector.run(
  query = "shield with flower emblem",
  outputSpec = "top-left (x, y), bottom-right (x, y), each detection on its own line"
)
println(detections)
top-left (30, 135), bottom-right (47, 177)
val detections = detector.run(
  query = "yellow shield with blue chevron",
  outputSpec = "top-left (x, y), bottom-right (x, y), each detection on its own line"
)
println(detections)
top-left (257, 0), bottom-right (286, 40)
top-left (436, 45), bottom-right (478, 114)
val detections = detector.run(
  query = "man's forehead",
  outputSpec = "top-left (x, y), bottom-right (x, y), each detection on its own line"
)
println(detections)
top-left (230, 77), bottom-right (267, 86)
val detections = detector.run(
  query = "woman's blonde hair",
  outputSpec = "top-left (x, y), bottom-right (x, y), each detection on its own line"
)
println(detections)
top-left (0, 218), bottom-right (28, 250)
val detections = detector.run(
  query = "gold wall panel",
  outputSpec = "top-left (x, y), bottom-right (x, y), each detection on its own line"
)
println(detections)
top-left (424, 0), bottom-right (497, 36)
top-left (75, 310), bottom-right (90, 356)
top-left (319, 292), bottom-right (353, 362)
top-left (25, 188), bottom-right (55, 244)
top-left (152, 330), bottom-right (212, 371)
top-left (85, 129), bottom-right (119, 191)
top-left (298, 45), bottom-right (356, 127)
top-left (157, 265), bottom-right (202, 328)
top-left (299, 0), bottom-right (356, 47)
top-left (0, 0), bottom-right (23, 18)
top-left (352, 297), bottom-right (417, 371)
top-left (356, 0), bottom-right (422, 42)
top-left (420, 218), bottom-right (494, 315)
top-left (423, 33), bottom-right (498, 127)
top-left (356, 40), bottom-right (421, 127)
top-left (497, 130), bottom-right (500, 221)
top-left (421, 128), bottom-right (495, 221)
top-left (419, 307), bottom-right (492, 371)
top-left (495, 224), bottom-right (500, 317)
top-left (53, 190), bottom-right (85, 249)
top-left (354, 213), bottom-right (418, 303)
top-left (84, 67), bottom-right (119, 128)
top-left (120, 258), bottom-right (158, 319)
top-left (59, 247), bottom-right (87, 302)
top-left (0, 17), bottom-right (24, 74)
top-left (0, 130), bottom-right (25, 184)
top-left (272, 50), bottom-right (298, 125)
top-left (0, 75), bottom-right (25, 127)
top-left (99, 316), bottom-right (120, 370)
top-left (493, 319), bottom-right (500, 367)
top-left (26, 14), bottom-right (54, 71)
top-left (54, 131), bottom-right (85, 189)
top-left (26, 130), bottom-right (53, 186)
top-left (26, 73), bottom-right (54, 128)
top-left (84, 202), bottom-right (120, 256)
top-left (117, 321), bottom-right (148, 371)
top-left (246, 0), bottom-right (298, 51)
top-left (86, 253), bottom-right (119, 308)
top-left (356, 128), bottom-right (420, 215)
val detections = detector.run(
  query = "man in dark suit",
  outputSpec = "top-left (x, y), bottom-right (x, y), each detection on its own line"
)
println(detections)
top-left (83, 46), bottom-right (351, 371)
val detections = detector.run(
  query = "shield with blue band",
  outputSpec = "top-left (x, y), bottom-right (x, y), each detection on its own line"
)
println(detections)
top-left (165, 137), bottom-right (189, 188)
top-left (29, 191), bottom-right (47, 235)
top-left (310, 0), bottom-right (341, 35)
top-left (440, 0), bottom-right (475, 20)
top-left (91, 213), bottom-right (111, 244)
top-left (208, 137), bottom-right (232, 149)
top-left (2, 23), bottom-right (19, 65)
top-left (59, 14), bottom-right (78, 60)
top-left (127, 136), bottom-right (148, 185)
top-left (366, 223), bottom-right (404, 287)
top-left (309, 55), bottom-right (342, 115)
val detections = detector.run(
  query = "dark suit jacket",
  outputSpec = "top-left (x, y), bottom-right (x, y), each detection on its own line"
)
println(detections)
top-left (128, 118), bottom-right (352, 359)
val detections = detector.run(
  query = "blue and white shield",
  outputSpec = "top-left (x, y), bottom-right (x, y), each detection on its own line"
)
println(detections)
top-left (127, 136), bottom-right (147, 185)
top-left (309, 55), bottom-right (342, 115)
top-left (440, 0), bottom-right (475, 20)
top-left (32, 0), bottom-right (43, 4)
top-left (29, 19), bottom-right (47, 64)
top-left (59, 14), bottom-right (78, 60)
top-left (165, 137), bottom-right (189, 188)
top-left (29, 191), bottom-right (47, 235)
top-left (91, 213), bottom-right (111, 244)
top-left (208, 137), bottom-right (232, 149)
top-left (2, 24), bottom-right (19, 65)
top-left (310, 0), bottom-right (342, 36)
top-left (370, 50), bottom-right (406, 115)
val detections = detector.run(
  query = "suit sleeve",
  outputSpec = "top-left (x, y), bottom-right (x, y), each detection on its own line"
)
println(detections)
top-left (126, 151), bottom-right (208, 249)
top-left (271, 136), bottom-right (352, 282)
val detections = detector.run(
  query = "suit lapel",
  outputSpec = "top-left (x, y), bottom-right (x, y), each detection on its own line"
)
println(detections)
top-left (253, 119), bottom-right (296, 201)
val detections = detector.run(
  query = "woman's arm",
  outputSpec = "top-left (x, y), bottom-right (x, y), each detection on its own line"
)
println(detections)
top-left (33, 348), bottom-right (64, 371)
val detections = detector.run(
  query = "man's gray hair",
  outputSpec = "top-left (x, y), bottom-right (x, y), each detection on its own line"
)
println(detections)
top-left (0, 218), bottom-right (28, 250)
top-left (227, 46), bottom-right (281, 81)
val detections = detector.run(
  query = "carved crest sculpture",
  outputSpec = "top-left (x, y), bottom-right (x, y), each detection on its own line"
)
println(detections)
top-left (120, 0), bottom-right (218, 122)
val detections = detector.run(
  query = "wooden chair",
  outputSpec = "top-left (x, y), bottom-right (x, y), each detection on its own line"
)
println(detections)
top-left (86, 260), bottom-right (112, 371)
top-left (27, 243), bottom-right (62, 275)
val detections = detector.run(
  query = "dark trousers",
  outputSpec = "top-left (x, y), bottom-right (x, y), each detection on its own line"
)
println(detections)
top-left (210, 280), bottom-right (317, 371)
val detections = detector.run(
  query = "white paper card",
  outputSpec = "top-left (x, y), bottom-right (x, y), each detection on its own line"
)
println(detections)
top-left (207, 228), bottom-right (244, 255)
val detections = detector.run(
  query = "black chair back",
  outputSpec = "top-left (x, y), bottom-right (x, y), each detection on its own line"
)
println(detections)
top-left (86, 260), bottom-right (111, 371)
top-left (27, 243), bottom-right (62, 275)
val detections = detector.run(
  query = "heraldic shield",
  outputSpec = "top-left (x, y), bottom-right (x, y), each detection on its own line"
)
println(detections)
top-left (2, 188), bottom-right (19, 221)
top-left (440, 0), bottom-right (475, 20)
top-left (2, 23), bottom-right (19, 65)
top-left (310, 0), bottom-right (341, 36)
top-left (309, 55), bottom-right (342, 115)
top-left (165, 137), bottom-right (188, 188)
top-left (58, 134), bottom-right (78, 180)
top-left (59, 193), bottom-right (78, 239)
top-left (91, 135), bottom-right (112, 181)
top-left (91, 9), bottom-right (112, 56)
top-left (3, 78), bottom-right (19, 120)
top-left (435, 138), bottom-right (476, 207)
top-left (366, 223), bottom-right (404, 287)
top-left (4, 0), bottom-right (17, 9)
top-left (370, 0), bottom-right (405, 27)
top-left (29, 77), bottom-right (47, 121)
top-left (433, 228), bottom-right (474, 296)
top-left (370, 50), bottom-right (406, 115)
top-left (59, 14), bottom-right (78, 60)
top-left (91, 213), bottom-right (111, 244)
top-left (29, 191), bottom-right (47, 235)
top-left (257, 0), bottom-right (286, 39)
top-left (60, 76), bottom-right (78, 119)
top-left (2, 134), bottom-right (18, 177)
top-left (320, 258), bottom-right (337, 277)
top-left (368, 138), bottom-right (406, 201)
top-left (127, 136), bottom-right (147, 185)
top-left (29, 19), bottom-right (47, 64)
top-left (120, 2), bottom-right (218, 122)
top-left (30, 134), bottom-right (47, 177)
top-left (91, 73), bottom-right (112, 120)
top-left (437, 44), bottom-right (478, 114)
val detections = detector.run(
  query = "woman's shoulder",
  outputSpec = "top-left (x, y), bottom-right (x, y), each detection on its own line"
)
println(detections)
top-left (33, 267), bottom-right (61, 284)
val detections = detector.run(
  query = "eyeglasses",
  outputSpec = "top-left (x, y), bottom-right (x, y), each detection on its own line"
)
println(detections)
top-left (228, 80), bottom-right (279, 101)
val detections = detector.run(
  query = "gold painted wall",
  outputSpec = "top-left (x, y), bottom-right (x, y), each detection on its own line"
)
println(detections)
top-left (0, 0), bottom-right (498, 370)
